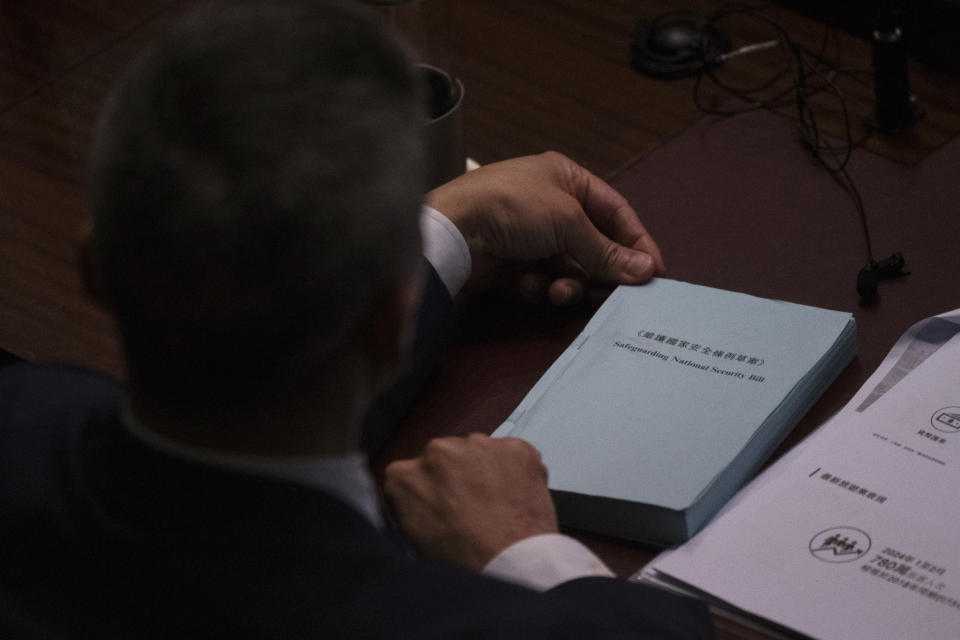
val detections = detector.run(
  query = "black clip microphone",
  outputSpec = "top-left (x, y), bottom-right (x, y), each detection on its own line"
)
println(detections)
top-left (857, 253), bottom-right (910, 305)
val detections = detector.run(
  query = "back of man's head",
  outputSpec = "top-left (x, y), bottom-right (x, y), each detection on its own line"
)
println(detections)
top-left (88, 0), bottom-right (425, 418)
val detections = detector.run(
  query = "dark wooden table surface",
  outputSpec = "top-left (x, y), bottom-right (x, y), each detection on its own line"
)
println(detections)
top-left (3, 1), bottom-right (960, 638)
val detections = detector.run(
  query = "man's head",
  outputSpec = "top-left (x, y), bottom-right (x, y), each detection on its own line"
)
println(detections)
top-left (87, 0), bottom-right (425, 428)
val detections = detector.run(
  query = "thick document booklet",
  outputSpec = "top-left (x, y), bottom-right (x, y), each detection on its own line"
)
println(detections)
top-left (638, 309), bottom-right (960, 639)
top-left (492, 279), bottom-right (856, 545)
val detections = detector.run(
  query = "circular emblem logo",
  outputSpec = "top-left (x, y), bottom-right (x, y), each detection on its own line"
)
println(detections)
top-left (931, 407), bottom-right (960, 434)
top-left (809, 527), bottom-right (871, 563)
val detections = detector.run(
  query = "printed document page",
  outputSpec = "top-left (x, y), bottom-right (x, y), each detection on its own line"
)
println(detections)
top-left (641, 310), bottom-right (960, 640)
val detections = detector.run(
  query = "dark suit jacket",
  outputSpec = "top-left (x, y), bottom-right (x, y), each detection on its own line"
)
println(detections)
top-left (0, 267), bottom-right (712, 638)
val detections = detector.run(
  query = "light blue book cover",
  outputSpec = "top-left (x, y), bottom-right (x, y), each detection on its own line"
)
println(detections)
top-left (493, 278), bottom-right (856, 544)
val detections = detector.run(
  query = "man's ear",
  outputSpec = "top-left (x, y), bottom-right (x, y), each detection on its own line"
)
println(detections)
top-left (78, 219), bottom-right (109, 309)
top-left (361, 267), bottom-right (424, 378)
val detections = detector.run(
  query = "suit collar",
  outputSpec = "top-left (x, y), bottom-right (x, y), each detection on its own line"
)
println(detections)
top-left (72, 407), bottom-right (393, 551)
top-left (118, 400), bottom-right (383, 528)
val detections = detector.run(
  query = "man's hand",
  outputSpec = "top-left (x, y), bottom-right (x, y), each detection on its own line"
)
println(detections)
top-left (383, 434), bottom-right (559, 572)
top-left (427, 151), bottom-right (665, 305)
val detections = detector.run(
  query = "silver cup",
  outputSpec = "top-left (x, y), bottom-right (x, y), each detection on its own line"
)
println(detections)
top-left (420, 64), bottom-right (465, 190)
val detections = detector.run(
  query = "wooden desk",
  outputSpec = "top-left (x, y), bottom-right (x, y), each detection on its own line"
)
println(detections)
top-left (381, 2), bottom-right (960, 637)
top-left (2, 1), bottom-right (959, 638)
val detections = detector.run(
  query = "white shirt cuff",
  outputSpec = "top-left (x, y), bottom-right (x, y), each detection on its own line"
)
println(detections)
top-left (482, 533), bottom-right (616, 592)
top-left (420, 205), bottom-right (471, 297)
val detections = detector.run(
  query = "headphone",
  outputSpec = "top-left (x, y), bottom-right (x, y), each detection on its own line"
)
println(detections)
top-left (630, 11), bottom-right (731, 79)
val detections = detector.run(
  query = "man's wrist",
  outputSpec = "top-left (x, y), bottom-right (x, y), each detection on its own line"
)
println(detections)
top-left (425, 179), bottom-right (477, 237)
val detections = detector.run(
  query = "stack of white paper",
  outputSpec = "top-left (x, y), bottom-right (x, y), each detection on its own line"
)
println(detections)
top-left (638, 309), bottom-right (960, 639)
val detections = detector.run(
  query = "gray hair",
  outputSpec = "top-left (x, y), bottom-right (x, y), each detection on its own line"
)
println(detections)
top-left (89, 0), bottom-right (425, 414)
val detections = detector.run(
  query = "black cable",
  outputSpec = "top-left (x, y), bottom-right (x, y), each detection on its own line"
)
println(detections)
top-left (690, 3), bottom-right (907, 302)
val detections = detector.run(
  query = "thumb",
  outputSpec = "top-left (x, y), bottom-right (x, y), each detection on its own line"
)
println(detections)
top-left (565, 214), bottom-right (657, 284)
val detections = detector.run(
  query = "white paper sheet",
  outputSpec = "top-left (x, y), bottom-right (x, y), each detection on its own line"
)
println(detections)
top-left (639, 309), bottom-right (960, 640)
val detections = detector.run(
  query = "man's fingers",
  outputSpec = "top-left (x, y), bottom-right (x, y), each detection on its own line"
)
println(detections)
top-left (547, 277), bottom-right (585, 306)
top-left (563, 213), bottom-right (659, 284)
top-left (513, 272), bottom-right (551, 303)
top-left (383, 458), bottom-right (421, 501)
top-left (381, 434), bottom-right (559, 570)
top-left (496, 255), bottom-right (587, 305)
top-left (567, 161), bottom-right (666, 275)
